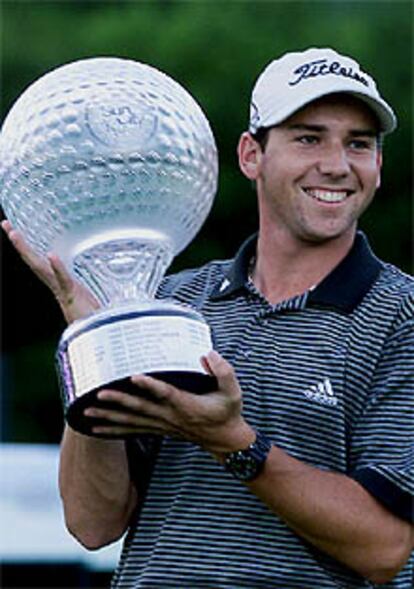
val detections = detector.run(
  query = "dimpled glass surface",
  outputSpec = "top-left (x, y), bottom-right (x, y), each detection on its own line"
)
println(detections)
top-left (0, 58), bottom-right (218, 288)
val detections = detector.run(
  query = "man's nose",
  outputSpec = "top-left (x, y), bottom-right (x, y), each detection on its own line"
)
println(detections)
top-left (317, 144), bottom-right (351, 177)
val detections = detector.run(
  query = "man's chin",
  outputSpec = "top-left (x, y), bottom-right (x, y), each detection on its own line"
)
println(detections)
top-left (299, 224), bottom-right (357, 246)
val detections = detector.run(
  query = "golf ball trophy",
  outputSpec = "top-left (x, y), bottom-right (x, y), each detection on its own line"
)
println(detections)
top-left (0, 57), bottom-right (218, 436)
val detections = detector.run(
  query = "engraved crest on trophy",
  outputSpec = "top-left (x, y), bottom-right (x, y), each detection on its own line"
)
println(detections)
top-left (0, 57), bottom-right (218, 436)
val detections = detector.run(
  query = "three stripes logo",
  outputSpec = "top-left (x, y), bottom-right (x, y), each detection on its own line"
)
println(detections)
top-left (303, 378), bottom-right (338, 407)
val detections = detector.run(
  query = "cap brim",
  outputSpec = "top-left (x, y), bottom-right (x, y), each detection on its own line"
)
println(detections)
top-left (250, 86), bottom-right (397, 135)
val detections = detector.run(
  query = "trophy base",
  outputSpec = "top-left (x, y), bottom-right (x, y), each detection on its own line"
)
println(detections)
top-left (66, 371), bottom-right (218, 437)
top-left (56, 301), bottom-right (217, 438)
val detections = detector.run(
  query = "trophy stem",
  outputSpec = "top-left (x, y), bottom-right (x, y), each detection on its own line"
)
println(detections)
top-left (73, 239), bottom-right (173, 305)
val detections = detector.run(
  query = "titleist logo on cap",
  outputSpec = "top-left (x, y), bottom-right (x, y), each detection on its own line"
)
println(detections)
top-left (288, 58), bottom-right (369, 87)
top-left (248, 49), bottom-right (396, 134)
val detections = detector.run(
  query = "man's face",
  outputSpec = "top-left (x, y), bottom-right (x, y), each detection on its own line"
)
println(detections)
top-left (249, 95), bottom-right (382, 245)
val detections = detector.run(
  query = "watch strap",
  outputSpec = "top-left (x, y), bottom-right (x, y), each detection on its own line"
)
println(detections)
top-left (224, 430), bottom-right (272, 482)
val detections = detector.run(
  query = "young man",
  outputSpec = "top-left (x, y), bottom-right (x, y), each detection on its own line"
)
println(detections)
top-left (3, 48), bottom-right (413, 587)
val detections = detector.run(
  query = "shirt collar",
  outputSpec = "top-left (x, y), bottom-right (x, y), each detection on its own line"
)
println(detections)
top-left (211, 233), bottom-right (257, 299)
top-left (211, 231), bottom-right (383, 312)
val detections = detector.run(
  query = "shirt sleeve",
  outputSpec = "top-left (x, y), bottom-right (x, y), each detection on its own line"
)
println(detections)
top-left (350, 294), bottom-right (414, 523)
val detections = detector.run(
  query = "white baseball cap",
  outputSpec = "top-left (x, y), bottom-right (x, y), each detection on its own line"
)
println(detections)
top-left (249, 47), bottom-right (397, 135)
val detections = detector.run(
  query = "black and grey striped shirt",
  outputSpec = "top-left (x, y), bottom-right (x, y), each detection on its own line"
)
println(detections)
top-left (113, 232), bottom-right (413, 588)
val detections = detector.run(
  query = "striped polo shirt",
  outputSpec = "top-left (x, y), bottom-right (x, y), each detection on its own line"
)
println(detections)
top-left (112, 231), bottom-right (413, 589)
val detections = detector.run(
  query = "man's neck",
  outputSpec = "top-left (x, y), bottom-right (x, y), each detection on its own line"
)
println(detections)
top-left (251, 227), bottom-right (356, 305)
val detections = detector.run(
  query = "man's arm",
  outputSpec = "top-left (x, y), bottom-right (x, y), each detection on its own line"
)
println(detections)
top-left (59, 427), bottom-right (138, 549)
top-left (2, 221), bottom-right (140, 548)
top-left (243, 442), bottom-right (413, 585)
top-left (80, 352), bottom-right (414, 582)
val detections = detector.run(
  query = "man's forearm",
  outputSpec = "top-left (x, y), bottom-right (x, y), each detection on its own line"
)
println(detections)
top-left (246, 445), bottom-right (413, 584)
top-left (54, 354), bottom-right (412, 579)
top-left (59, 425), bottom-right (138, 549)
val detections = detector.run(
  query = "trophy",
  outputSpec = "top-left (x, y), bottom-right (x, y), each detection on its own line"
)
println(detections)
top-left (0, 57), bottom-right (218, 436)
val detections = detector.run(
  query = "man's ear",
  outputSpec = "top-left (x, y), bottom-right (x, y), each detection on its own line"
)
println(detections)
top-left (375, 149), bottom-right (383, 190)
top-left (237, 132), bottom-right (262, 180)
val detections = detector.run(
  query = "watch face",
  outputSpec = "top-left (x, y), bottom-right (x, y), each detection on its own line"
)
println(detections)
top-left (224, 431), bottom-right (272, 482)
top-left (226, 452), bottom-right (258, 481)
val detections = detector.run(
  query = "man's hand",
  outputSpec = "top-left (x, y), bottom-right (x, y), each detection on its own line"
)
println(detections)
top-left (2, 220), bottom-right (99, 323)
top-left (83, 350), bottom-right (255, 454)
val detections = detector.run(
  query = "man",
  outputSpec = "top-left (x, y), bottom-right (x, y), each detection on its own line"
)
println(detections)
top-left (3, 47), bottom-right (413, 587)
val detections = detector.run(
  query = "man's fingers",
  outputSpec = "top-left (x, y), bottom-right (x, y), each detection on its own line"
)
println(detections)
top-left (1, 220), bottom-right (12, 235)
top-left (84, 396), bottom-right (173, 436)
top-left (91, 424), bottom-right (166, 437)
top-left (130, 374), bottom-right (177, 403)
top-left (96, 388), bottom-right (169, 417)
top-left (2, 220), bottom-right (56, 281)
top-left (3, 220), bottom-right (97, 325)
top-left (203, 350), bottom-right (237, 390)
top-left (85, 404), bottom-right (163, 425)
top-left (4, 224), bottom-right (33, 260)
top-left (48, 253), bottom-right (75, 292)
top-left (3, 221), bottom-right (32, 257)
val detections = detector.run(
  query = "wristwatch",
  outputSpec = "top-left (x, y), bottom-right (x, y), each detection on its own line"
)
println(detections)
top-left (224, 430), bottom-right (272, 482)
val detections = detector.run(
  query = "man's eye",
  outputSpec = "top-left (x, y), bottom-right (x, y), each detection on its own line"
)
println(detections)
top-left (349, 139), bottom-right (373, 150)
top-left (296, 135), bottom-right (319, 145)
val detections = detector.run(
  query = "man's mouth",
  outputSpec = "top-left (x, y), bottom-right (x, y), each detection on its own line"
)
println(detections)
top-left (303, 188), bottom-right (353, 204)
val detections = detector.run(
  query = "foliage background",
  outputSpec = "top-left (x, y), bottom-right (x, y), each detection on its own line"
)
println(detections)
top-left (1, 0), bottom-right (412, 443)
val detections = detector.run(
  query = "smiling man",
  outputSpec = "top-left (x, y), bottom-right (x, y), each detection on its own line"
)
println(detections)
top-left (238, 89), bottom-right (384, 304)
top-left (3, 47), bottom-right (413, 588)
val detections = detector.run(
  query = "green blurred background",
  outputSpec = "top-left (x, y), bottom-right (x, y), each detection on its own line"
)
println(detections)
top-left (1, 0), bottom-right (412, 443)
